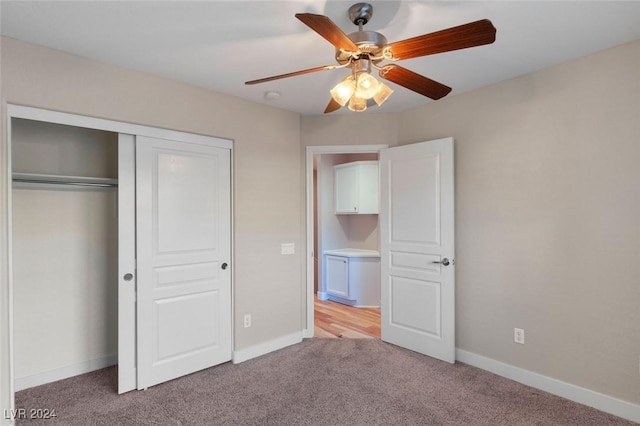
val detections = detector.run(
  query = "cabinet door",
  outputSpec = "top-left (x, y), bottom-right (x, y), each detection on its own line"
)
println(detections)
top-left (325, 255), bottom-right (349, 298)
top-left (334, 165), bottom-right (358, 213)
top-left (357, 163), bottom-right (379, 214)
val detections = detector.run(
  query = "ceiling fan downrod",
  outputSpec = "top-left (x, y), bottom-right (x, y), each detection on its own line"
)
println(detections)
top-left (348, 3), bottom-right (373, 28)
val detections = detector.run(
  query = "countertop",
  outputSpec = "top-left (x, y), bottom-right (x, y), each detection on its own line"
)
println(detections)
top-left (323, 248), bottom-right (380, 258)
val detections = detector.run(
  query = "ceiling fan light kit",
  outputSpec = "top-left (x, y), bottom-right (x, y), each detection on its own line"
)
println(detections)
top-left (348, 95), bottom-right (367, 112)
top-left (245, 3), bottom-right (496, 114)
top-left (373, 82), bottom-right (394, 107)
top-left (328, 55), bottom-right (395, 111)
top-left (330, 77), bottom-right (355, 106)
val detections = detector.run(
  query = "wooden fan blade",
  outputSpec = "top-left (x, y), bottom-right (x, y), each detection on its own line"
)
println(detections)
top-left (324, 98), bottom-right (342, 114)
top-left (379, 65), bottom-right (452, 100)
top-left (295, 13), bottom-right (358, 52)
top-left (386, 19), bottom-right (496, 60)
top-left (245, 65), bottom-right (337, 85)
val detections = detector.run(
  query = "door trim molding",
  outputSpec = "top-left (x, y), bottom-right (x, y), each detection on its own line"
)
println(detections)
top-left (7, 104), bottom-right (232, 149)
top-left (304, 144), bottom-right (388, 338)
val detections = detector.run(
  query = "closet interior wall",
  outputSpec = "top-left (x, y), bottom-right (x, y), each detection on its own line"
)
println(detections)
top-left (11, 118), bottom-right (119, 390)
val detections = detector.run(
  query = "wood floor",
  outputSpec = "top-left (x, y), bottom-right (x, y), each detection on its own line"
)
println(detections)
top-left (314, 295), bottom-right (381, 339)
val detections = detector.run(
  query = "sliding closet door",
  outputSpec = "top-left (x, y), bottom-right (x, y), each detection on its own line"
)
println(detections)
top-left (135, 136), bottom-right (231, 389)
top-left (118, 134), bottom-right (136, 394)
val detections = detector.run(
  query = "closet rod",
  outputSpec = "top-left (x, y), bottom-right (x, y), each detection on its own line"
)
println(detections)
top-left (12, 178), bottom-right (118, 188)
top-left (11, 172), bottom-right (118, 188)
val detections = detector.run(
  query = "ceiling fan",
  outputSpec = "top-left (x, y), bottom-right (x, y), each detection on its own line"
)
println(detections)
top-left (245, 3), bottom-right (496, 113)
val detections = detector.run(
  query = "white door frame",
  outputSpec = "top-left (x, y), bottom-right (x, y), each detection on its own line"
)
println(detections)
top-left (303, 144), bottom-right (388, 338)
top-left (2, 105), bottom-right (233, 412)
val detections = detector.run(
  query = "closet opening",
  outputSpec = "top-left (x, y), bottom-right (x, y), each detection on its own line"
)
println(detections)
top-left (10, 117), bottom-right (120, 392)
top-left (307, 147), bottom-right (386, 340)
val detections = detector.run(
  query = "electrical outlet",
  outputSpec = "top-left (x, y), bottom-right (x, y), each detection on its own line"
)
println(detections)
top-left (514, 328), bottom-right (525, 344)
top-left (244, 314), bottom-right (251, 328)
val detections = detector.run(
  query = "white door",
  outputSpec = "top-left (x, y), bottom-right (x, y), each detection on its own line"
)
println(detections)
top-left (380, 138), bottom-right (455, 363)
top-left (136, 136), bottom-right (232, 389)
top-left (118, 134), bottom-right (137, 394)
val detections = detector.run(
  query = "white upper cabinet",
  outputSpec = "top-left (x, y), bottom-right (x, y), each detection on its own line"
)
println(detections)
top-left (334, 160), bottom-right (379, 214)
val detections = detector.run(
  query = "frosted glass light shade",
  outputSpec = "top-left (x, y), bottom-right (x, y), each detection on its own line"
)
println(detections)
top-left (348, 95), bottom-right (367, 112)
top-left (330, 77), bottom-right (356, 106)
top-left (373, 82), bottom-right (394, 106)
top-left (355, 72), bottom-right (379, 99)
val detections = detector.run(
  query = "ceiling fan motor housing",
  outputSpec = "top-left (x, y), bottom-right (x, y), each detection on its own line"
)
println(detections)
top-left (335, 31), bottom-right (388, 64)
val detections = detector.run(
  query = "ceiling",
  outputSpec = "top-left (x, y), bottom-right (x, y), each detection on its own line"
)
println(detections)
top-left (2, 1), bottom-right (640, 116)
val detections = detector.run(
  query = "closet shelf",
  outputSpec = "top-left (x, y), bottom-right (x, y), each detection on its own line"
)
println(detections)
top-left (12, 172), bottom-right (118, 188)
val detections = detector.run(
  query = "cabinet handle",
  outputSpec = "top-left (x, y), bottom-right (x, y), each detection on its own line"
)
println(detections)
top-left (353, 206), bottom-right (357, 211)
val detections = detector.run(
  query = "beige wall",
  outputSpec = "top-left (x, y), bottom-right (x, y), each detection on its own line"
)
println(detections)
top-left (301, 112), bottom-right (399, 148)
top-left (303, 39), bottom-right (640, 405)
top-left (398, 39), bottom-right (640, 405)
top-left (0, 36), bottom-right (302, 418)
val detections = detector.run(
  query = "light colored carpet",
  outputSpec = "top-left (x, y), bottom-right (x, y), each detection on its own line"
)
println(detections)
top-left (15, 339), bottom-right (634, 425)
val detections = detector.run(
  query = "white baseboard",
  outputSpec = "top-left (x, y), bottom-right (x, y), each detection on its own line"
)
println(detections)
top-left (456, 349), bottom-right (640, 424)
top-left (14, 354), bottom-right (118, 392)
top-left (232, 332), bottom-right (302, 364)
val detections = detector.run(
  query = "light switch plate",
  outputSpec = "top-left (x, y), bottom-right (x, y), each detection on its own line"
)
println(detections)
top-left (281, 243), bottom-right (295, 255)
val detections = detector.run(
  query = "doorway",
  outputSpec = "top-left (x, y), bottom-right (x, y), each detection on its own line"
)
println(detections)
top-left (304, 145), bottom-right (387, 339)
top-left (305, 139), bottom-right (456, 365)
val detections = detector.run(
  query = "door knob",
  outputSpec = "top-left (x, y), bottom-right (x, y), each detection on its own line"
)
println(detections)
top-left (123, 273), bottom-right (134, 281)
top-left (221, 262), bottom-right (228, 270)
top-left (432, 258), bottom-right (451, 266)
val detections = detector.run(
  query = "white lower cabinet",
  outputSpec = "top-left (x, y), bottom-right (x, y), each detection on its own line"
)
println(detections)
top-left (324, 249), bottom-right (380, 307)
top-left (325, 255), bottom-right (350, 298)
